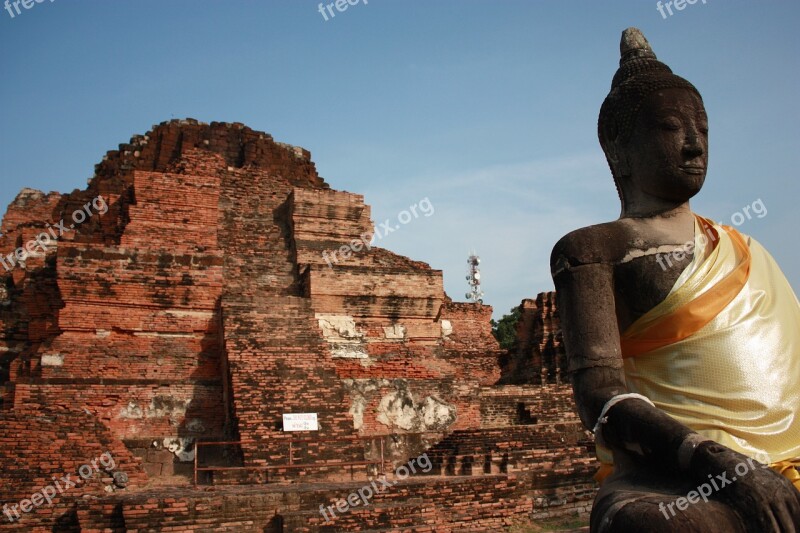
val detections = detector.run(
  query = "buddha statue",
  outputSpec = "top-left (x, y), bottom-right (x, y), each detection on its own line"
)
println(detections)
top-left (550, 28), bottom-right (800, 532)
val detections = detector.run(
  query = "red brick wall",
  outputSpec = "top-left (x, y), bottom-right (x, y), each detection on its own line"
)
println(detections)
top-left (0, 410), bottom-right (147, 529)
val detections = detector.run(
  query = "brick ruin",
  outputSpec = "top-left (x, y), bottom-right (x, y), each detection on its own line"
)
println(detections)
top-left (502, 292), bottom-right (567, 386)
top-left (0, 120), bottom-right (597, 531)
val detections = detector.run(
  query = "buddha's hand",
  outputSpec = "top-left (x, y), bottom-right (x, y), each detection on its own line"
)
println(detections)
top-left (689, 440), bottom-right (800, 532)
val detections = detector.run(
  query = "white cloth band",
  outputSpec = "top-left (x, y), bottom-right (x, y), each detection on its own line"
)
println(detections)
top-left (592, 393), bottom-right (655, 450)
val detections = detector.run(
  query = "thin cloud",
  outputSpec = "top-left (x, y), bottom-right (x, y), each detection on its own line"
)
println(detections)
top-left (362, 152), bottom-right (620, 316)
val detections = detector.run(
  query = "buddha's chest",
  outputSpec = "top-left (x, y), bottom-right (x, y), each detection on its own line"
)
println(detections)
top-left (613, 251), bottom-right (693, 331)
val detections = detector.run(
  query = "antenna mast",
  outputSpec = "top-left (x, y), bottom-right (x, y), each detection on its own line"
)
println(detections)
top-left (465, 252), bottom-right (484, 304)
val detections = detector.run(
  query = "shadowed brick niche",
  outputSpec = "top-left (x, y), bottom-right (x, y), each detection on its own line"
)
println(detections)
top-left (0, 119), bottom-right (597, 531)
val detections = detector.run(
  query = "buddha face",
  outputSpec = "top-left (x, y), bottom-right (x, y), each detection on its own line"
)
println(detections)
top-left (619, 88), bottom-right (708, 204)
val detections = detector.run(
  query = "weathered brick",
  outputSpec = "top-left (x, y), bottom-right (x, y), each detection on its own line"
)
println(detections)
top-left (0, 120), bottom-right (596, 531)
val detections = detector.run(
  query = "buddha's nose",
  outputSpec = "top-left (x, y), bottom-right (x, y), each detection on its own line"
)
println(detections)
top-left (683, 128), bottom-right (705, 157)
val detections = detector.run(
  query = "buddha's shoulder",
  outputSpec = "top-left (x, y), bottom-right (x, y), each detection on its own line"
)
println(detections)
top-left (551, 220), bottom-right (635, 269)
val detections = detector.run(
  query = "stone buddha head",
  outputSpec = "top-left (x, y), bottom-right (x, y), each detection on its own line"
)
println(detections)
top-left (598, 28), bottom-right (708, 215)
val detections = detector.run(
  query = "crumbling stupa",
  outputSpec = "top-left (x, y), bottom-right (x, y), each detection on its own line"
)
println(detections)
top-left (0, 120), bottom-right (597, 531)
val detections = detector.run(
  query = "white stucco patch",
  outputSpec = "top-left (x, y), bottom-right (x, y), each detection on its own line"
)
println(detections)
top-left (317, 314), bottom-right (369, 359)
top-left (349, 396), bottom-right (368, 430)
top-left (422, 396), bottom-right (456, 428)
top-left (383, 324), bottom-right (407, 340)
top-left (119, 396), bottom-right (192, 423)
top-left (316, 314), bottom-right (362, 340)
top-left (344, 379), bottom-right (391, 431)
top-left (163, 437), bottom-right (195, 462)
top-left (41, 353), bottom-right (64, 366)
top-left (329, 342), bottom-right (369, 359)
top-left (441, 320), bottom-right (453, 337)
top-left (119, 401), bottom-right (144, 419)
top-left (376, 390), bottom-right (456, 432)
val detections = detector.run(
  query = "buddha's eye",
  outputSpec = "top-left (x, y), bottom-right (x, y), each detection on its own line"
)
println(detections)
top-left (698, 123), bottom-right (709, 135)
top-left (658, 117), bottom-right (682, 131)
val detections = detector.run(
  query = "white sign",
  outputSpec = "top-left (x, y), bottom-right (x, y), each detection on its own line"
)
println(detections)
top-left (282, 413), bottom-right (318, 432)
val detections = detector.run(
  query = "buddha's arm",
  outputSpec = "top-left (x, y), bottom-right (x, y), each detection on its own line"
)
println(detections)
top-left (552, 258), bottom-right (696, 469)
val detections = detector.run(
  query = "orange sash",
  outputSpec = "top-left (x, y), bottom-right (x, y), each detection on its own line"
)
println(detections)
top-left (620, 216), bottom-right (751, 359)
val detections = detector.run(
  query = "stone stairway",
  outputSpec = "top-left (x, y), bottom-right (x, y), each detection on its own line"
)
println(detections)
top-left (218, 184), bottom-right (356, 469)
top-left (222, 297), bottom-right (355, 464)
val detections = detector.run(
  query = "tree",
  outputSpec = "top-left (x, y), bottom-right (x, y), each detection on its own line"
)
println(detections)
top-left (491, 305), bottom-right (521, 351)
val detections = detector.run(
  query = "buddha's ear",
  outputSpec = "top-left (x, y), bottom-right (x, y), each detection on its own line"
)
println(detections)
top-left (605, 138), bottom-right (631, 177)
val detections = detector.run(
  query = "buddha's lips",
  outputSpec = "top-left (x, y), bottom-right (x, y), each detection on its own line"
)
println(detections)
top-left (680, 166), bottom-right (706, 174)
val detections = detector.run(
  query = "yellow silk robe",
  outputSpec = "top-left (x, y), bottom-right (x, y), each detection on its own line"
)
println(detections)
top-left (601, 215), bottom-right (800, 488)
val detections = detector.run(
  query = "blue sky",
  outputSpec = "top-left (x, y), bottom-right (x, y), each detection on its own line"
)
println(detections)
top-left (1, 1), bottom-right (798, 318)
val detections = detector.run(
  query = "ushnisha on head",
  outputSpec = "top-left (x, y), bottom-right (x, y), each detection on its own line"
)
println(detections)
top-left (598, 28), bottom-right (708, 210)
